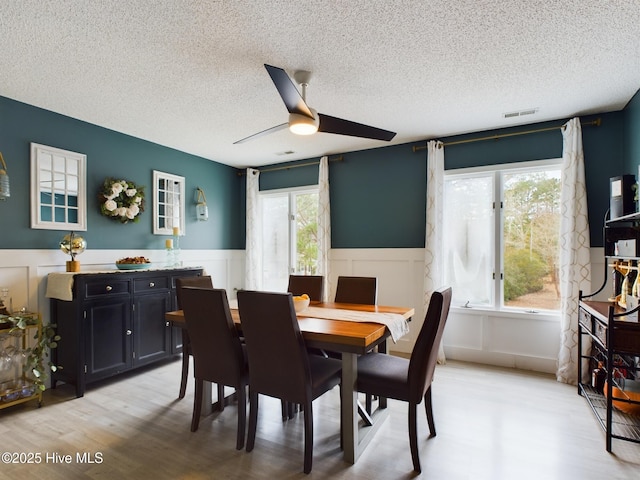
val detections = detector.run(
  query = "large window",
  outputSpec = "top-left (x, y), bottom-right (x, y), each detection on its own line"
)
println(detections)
top-left (261, 188), bottom-right (319, 292)
top-left (443, 160), bottom-right (561, 312)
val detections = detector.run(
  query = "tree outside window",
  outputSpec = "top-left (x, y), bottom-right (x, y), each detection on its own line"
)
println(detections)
top-left (261, 188), bottom-right (319, 292)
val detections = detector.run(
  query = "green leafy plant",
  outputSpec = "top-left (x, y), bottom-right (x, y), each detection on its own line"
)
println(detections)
top-left (11, 315), bottom-right (61, 392)
top-left (504, 248), bottom-right (549, 302)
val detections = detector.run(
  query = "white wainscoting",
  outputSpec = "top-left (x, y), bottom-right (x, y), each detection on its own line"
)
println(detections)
top-left (0, 247), bottom-right (606, 376)
top-left (330, 248), bottom-right (606, 375)
top-left (443, 308), bottom-right (561, 373)
top-left (588, 247), bottom-right (607, 301)
top-left (329, 249), bottom-right (426, 355)
top-left (0, 249), bottom-right (245, 330)
top-left (331, 249), bottom-right (562, 372)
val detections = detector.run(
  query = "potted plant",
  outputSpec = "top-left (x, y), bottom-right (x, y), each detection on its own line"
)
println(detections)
top-left (10, 314), bottom-right (61, 392)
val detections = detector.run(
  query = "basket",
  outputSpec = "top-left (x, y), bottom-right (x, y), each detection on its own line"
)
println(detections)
top-left (605, 379), bottom-right (640, 416)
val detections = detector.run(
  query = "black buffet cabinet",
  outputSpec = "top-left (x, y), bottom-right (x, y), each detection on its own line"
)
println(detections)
top-left (50, 267), bottom-right (203, 397)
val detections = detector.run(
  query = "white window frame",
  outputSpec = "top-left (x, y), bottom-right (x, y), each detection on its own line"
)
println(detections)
top-left (260, 185), bottom-right (319, 279)
top-left (444, 158), bottom-right (562, 314)
top-left (30, 143), bottom-right (87, 231)
top-left (153, 170), bottom-right (185, 235)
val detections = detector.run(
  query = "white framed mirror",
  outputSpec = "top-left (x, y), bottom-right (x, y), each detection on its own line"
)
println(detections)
top-left (30, 143), bottom-right (87, 231)
top-left (153, 170), bottom-right (185, 235)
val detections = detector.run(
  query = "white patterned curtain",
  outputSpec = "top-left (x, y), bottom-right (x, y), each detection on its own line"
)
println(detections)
top-left (557, 118), bottom-right (591, 384)
top-left (424, 140), bottom-right (446, 363)
top-left (245, 168), bottom-right (262, 290)
top-left (317, 156), bottom-right (331, 302)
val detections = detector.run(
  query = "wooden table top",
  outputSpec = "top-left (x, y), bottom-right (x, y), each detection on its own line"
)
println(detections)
top-left (165, 301), bottom-right (415, 354)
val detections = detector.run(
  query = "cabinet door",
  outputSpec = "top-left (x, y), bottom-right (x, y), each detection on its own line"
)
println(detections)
top-left (133, 291), bottom-right (172, 367)
top-left (84, 297), bottom-right (132, 382)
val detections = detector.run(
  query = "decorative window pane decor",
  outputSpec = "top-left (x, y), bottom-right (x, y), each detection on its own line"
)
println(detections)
top-left (30, 143), bottom-right (87, 231)
top-left (153, 170), bottom-right (185, 235)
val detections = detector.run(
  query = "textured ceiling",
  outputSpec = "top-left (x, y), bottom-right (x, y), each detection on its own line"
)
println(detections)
top-left (2, 1), bottom-right (640, 168)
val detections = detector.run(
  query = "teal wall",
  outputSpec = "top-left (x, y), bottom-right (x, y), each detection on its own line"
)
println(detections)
top-left (259, 145), bottom-right (427, 248)
top-left (624, 89), bottom-right (640, 173)
top-left (259, 112), bottom-right (627, 248)
top-left (0, 96), bottom-right (245, 250)
top-left (2, 91), bottom-right (637, 252)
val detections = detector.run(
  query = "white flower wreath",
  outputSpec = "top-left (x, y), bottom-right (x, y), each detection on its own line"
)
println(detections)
top-left (99, 178), bottom-right (145, 223)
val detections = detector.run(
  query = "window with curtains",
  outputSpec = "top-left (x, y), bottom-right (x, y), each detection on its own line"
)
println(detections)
top-left (260, 187), bottom-right (319, 291)
top-left (443, 159), bottom-right (562, 312)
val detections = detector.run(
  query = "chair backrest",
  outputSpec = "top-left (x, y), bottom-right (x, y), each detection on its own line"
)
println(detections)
top-left (287, 275), bottom-right (324, 302)
top-left (237, 290), bottom-right (311, 404)
top-left (408, 286), bottom-right (452, 403)
top-left (175, 275), bottom-right (213, 309)
top-left (334, 276), bottom-right (378, 305)
top-left (181, 287), bottom-right (245, 387)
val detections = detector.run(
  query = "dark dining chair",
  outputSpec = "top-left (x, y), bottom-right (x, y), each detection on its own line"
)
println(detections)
top-left (356, 286), bottom-right (452, 473)
top-left (287, 274), bottom-right (324, 301)
top-left (285, 274), bottom-right (325, 418)
top-left (333, 276), bottom-right (379, 415)
top-left (334, 276), bottom-right (378, 305)
top-left (180, 287), bottom-right (249, 450)
top-left (175, 275), bottom-right (214, 399)
top-left (237, 290), bottom-right (342, 474)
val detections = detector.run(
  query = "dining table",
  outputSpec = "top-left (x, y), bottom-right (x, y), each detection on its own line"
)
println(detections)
top-left (165, 300), bottom-right (414, 464)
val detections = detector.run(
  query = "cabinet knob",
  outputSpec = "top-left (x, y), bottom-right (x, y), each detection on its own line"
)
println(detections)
top-left (149, 282), bottom-right (155, 287)
top-left (126, 329), bottom-right (132, 335)
top-left (106, 285), bottom-right (113, 292)
top-left (165, 321), bottom-right (170, 327)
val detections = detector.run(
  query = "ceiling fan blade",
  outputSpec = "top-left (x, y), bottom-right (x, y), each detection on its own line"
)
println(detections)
top-left (317, 113), bottom-right (396, 141)
top-left (264, 64), bottom-right (314, 118)
top-left (233, 123), bottom-right (288, 144)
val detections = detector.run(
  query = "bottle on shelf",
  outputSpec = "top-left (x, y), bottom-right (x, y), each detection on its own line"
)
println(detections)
top-left (592, 361), bottom-right (606, 393)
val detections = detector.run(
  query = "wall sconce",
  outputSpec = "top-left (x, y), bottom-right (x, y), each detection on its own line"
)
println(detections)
top-left (196, 187), bottom-right (208, 221)
top-left (0, 152), bottom-right (10, 200)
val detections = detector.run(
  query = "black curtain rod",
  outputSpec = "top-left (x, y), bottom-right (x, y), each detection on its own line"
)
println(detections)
top-left (412, 118), bottom-right (601, 152)
top-left (237, 155), bottom-right (343, 176)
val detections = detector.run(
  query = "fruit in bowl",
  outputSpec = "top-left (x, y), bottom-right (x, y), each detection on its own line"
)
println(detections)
top-left (116, 256), bottom-right (151, 270)
top-left (116, 256), bottom-right (150, 265)
top-left (293, 294), bottom-right (310, 312)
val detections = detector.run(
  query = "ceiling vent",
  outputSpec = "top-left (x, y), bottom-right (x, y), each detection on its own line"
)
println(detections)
top-left (275, 150), bottom-right (296, 156)
top-left (503, 108), bottom-right (538, 119)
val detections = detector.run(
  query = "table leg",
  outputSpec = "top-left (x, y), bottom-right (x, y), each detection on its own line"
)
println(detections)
top-left (341, 352), bottom-right (358, 463)
top-left (201, 381), bottom-right (213, 416)
top-left (202, 383), bottom-right (237, 416)
top-left (378, 338), bottom-right (387, 409)
top-left (341, 349), bottom-right (390, 464)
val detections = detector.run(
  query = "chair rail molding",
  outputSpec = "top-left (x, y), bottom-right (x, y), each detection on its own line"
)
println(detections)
top-left (0, 246), bottom-right (604, 376)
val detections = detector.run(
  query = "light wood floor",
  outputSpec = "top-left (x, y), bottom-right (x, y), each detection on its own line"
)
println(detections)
top-left (1, 358), bottom-right (639, 479)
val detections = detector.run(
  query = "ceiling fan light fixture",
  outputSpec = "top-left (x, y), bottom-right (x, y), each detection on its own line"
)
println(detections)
top-left (289, 111), bottom-right (319, 135)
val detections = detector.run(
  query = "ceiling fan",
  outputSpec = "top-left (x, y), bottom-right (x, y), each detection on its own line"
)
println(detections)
top-left (234, 64), bottom-right (396, 144)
